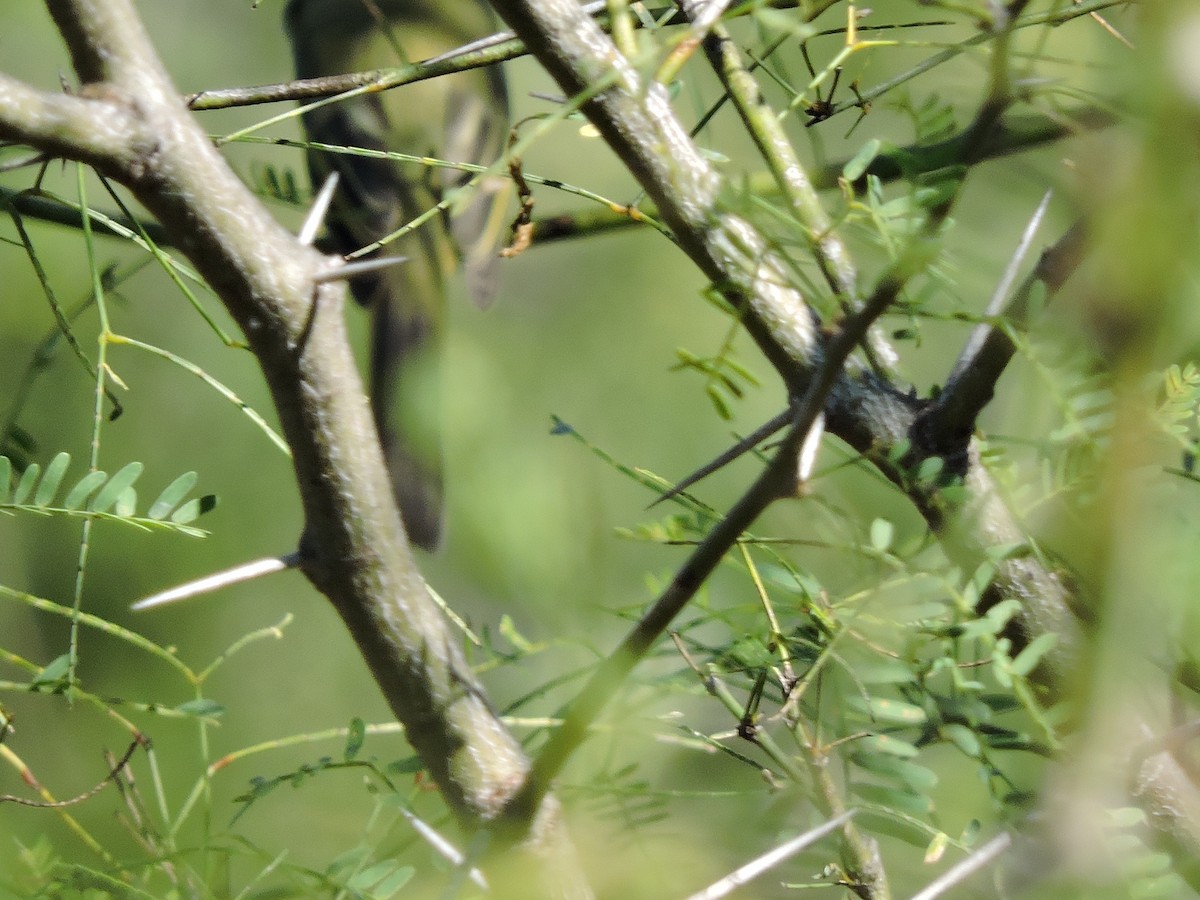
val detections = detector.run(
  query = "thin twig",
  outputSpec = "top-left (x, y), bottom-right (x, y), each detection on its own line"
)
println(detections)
top-left (650, 407), bottom-right (791, 507)
top-left (0, 738), bottom-right (144, 808)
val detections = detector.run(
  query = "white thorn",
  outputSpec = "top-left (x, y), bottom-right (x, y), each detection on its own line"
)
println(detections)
top-left (797, 410), bottom-right (826, 486)
top-left (312, 254), bottom-right (409, 284)
top-left (395, 805), bottom-right (488, 890)
top-left (686, 809), bottom-right (855, 900)
top-left (909, 831), bottom-right (1013, 900)
top-left (987, 189), bottom-right (1052, 319)
top-left (131, 552), bottom-right (301, 611)
top-left (298, 171), bottom-right (339, 247)
top-left (950, 191), bottom-right (1052, 384)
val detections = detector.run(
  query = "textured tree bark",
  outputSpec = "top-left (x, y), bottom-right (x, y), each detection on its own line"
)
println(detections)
top-left (0, 2), bottom-right (590, 895)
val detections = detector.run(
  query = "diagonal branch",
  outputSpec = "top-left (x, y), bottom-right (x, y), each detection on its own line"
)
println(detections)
top-left (490, 0), bottom-right (821, 390)
top-left (5, 2), bottom-right (587, 893)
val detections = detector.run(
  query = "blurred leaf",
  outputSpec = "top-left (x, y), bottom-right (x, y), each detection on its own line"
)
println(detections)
top-left (344, 717), bottom-right (366, 762)
top-left (30, 654), bottom-right (71, 691)
top-left (12, 462), bottom-right (39, 505)
top-left (33, 451), bottom-right (69, 506)
top-left (171, 493), bottom-right (218, 524)
top-left (1010, 633), bottom-right (1057, 677)
top-left (869, 517), bottom-right (894, 552)
top-left (856, 734), bottom-right (921, 758)
top-left (924, 831), bottom-right (949, 864)
top-left (844, 139), bottom-right (883, 183)
top-left (851, 696), bottom-right (928, 726)
top-left (959, 819), bottom-right (982, 847)
top-left (174, 698), bottom-right (226, 719)
top-left (147, 470), bottom-right (198, 519)
top-left (852, 782), bottom-right (933, 816)
top-left (855, 659), bottom-right (916, 685)
top-left (90, 461), bottom-right (142, 513)
top-left (114, 486), bottom-right (136, 517)
top-left (941, 723), bottom-right (981, 757)
top-left (62, 470), bottom-right (106, 510)
top-left (851, 752), bottom-right (939, 792)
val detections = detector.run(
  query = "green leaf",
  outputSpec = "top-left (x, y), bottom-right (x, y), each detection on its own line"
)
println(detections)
top-left (915, 166), bottom-right (967, 209)
top-left (856, 734), bottom-right (920, 758)
top-left (843, 138), bottom-right (882, 182)
top-left (985, 541), bottom-right (1029, 563)
top-left (148, 471), bottom-right (198, 520)
top-left (869, 518), bottom-right (894, 552)
top-left (1106, 807), bottom-right (1146, 829)
top-left (31, 653), bottom-right (71, 690)
top-left (851, 782), bottom-right (933, 816)
top-left (886, 438), bottom-right (912, 465)
top-left (325, 846), bottom-right (370, 880)
top-left (705, 382), bottom-right (733, 420)
top-left (982, 731), bottom-right (1039, 752)
top-left (171, 494), bottom-right (218, 524)
top-left (349, 861), bottom-right (413, 896)
top-left (386, 756), bottom-right (425, 776)
top-left (959, 819), bottom-right (982, 847)
top-left (0, 456), bottom-right (10, 503)
top-left (1010, 633), bottom-right (1058, 677)
top-left (994, 641), bottom-right (1014, 687)
top-left (891, 600), bottom-right (950, 623)
top-left (916, 455), bottom-right (944, 483)
top-left (753, 7), bottom-right (817, 40)
top-left (90, 461), bottom-right (143, 513)
top-left (372, 865), bottom-right (415, 897)
top-left (500, 614), bottom-right (534, 653)
top-left (958, 599), bottom-right (1021, 639)
top-left (115, 486), bottom-right (137, 517)
top-left (174, 698), bottom-right (226, 719)
top-left (234, 774), bottom-right (281, 805)
top-left (941, 723), bottom-right (981, 757)
top-left (851, 696), bottom-right (928, 726)
top-left (344, 717), bottom-right (366, 762)
top-left (924, 831), bottom-right (950, 864)
top-left (854, 810), bottom-right (931, 848)
top-left (12, 463), bottom-right (39, 505)
top-left (985, 599), bottom-right (1022, 630)
top-left (855, 659), bottom-right (916, 685)
top-left (63, 470), bottom-right (107, 510)
top-left (980, 693), bottom-right (1022, 714)
top-left (34, 452), bottom-right (70, 507)
top-left (727, 635), bottom-right (773, 669)
top-left (851, 752), bottom-right (939, 791)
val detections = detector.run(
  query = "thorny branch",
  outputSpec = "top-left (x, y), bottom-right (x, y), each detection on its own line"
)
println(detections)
top-left (0, 2), bottom-right (587, 895)
top-left (3, 0), bottom-right (1198, 895)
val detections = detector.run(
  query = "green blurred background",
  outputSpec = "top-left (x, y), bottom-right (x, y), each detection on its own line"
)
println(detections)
top-left (0, 2), bottom-right (1128, 896)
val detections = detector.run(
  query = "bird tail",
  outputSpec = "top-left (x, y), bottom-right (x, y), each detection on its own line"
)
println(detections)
top-left (367, 264), bottom-right (444, 550)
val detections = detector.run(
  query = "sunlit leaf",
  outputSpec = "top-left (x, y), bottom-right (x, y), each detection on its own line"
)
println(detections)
top-left (91, 461), bottom-right (143, 513)
top-left (148, 471), bottom-right (198, 520)
top-left (63, 470), bottom-right (107, 510)
top-left (869, 517), bottom-right (894, 552)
